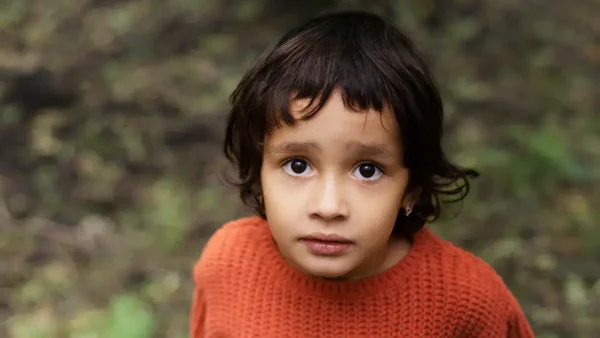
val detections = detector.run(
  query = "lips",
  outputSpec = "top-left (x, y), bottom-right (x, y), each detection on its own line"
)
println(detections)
top-left (299, 233), bottom-right (354, 255)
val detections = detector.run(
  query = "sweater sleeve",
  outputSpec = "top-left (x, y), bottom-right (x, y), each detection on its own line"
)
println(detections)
top-left (190, 240), bottom-right (213, 338)
top-left (507, 294), bottom-right (535, 338)
top-left (189, 282), bottom-right (206, 338)
top-left (189, 224), bottom-right (231, 338)
top-left (506, 299), bottom-right (535, 338)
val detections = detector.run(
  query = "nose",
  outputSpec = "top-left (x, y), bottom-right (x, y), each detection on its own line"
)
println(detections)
top-left (308, 175), bottom-right (349, 221)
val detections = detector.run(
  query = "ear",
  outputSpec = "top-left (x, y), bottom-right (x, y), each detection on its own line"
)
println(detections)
top-left (402, 187), bottom-right (421, 209)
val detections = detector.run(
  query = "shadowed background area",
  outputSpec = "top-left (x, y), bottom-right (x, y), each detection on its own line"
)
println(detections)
top-left (0, 0), bottom-right (598, 337)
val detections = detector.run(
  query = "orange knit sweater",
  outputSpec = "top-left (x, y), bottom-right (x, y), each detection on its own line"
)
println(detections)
top-left (190, 217), bottom-right (534, 337)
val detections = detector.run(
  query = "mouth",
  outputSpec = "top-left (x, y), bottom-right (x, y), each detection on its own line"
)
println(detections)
top-left (299, 233), bottom-right (354, 256)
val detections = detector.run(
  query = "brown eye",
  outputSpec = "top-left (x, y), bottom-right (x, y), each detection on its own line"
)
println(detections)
top-left (291, 160), bottom-right (307, 174)
top-left (359, 164), bottom-right (376, 178)
top-left (283, 159), bottom-right (313, 177)
top-left (352, 162), bottom-right (383, 181)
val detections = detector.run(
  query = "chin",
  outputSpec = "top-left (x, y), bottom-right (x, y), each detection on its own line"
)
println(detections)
top-left (300, 260), bottom-right (356, 280)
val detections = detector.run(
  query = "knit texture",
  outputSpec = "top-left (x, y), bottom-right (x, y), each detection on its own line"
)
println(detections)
top-left (190, 216), bottom-right (535, 337)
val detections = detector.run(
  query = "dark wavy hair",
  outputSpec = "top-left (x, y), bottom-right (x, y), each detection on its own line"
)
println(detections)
top-left (223, 11), bottom-right (479, 239)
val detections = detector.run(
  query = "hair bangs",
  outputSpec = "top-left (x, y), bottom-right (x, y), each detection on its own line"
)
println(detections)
top-left (259, 22), bottom-right (398, 133)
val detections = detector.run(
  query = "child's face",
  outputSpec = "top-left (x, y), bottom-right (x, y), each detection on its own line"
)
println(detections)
top-left (261, 90), bottom-right (411, 280)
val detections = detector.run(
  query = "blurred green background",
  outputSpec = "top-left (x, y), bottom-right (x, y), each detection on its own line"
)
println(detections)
top-left (0, 0), bottom-right (598, 337)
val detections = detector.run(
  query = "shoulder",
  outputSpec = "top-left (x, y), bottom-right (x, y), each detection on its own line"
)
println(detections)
top-left (421, 229), bottom-right (510, 289)
top-left (428, 233), bottom-right (530, 335)
top-left (193, 216), bottom-right (267, 284)
top-left (450, 243), bottom-right (515, 307)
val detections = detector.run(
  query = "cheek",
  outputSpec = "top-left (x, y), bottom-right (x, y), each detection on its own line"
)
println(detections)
top-left (261, 166), bottom-right (299, 215)
top-left (261, 169), bottom-right (302, 241)
top-left (260, 167), bottom-right (276, 212)
top-left (357, 200), bottom-right (400, 231)
top-left (353, 181), bottom-right (405, 228)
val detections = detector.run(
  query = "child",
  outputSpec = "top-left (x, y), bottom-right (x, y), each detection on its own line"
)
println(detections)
top-left (190, 11), bottom-right (535, 337)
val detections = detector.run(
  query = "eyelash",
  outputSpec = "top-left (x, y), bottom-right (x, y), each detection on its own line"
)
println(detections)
top-left (280, 158), bottom-right (385, 183)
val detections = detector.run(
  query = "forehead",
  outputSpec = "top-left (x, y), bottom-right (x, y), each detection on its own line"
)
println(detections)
top-left (265, 92), bottom-right (400, 150)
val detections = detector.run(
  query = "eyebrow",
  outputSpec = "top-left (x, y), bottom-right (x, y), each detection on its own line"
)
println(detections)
top-left (269, 141), bottom-right (321, 154)
top-left (351, 141), bottom-right (395, 158)
top-left (268, 141), bottom-right (395, 158)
